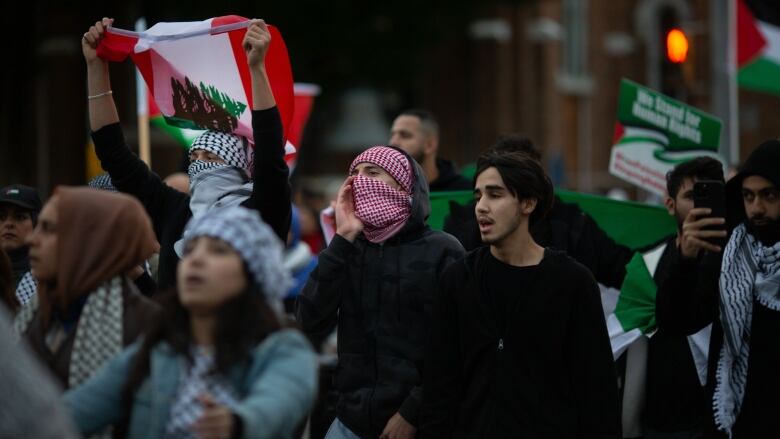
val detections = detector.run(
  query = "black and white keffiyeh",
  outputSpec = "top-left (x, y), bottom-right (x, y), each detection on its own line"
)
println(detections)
top-left (164, 346), bottom-right (240, 438)
top-left (87, 174), bottom-right (117, 192)
top-left (180, 206), bottom-right (291, 314)
top-left (714, 223), bottom-right (780, 433)
top-left (15, 271), bottom-right (37, 306)
top-left (188, 131), bottom-right (252, 180)
top-left (12, 277), bottom-right (124, 388)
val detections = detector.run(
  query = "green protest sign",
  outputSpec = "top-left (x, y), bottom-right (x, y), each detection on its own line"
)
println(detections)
top-left (609, 79), bottom-right (723, 195)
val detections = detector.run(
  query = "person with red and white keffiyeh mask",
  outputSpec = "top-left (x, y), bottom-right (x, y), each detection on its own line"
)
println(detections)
top-left (297, 146), bottom-right (465, 439)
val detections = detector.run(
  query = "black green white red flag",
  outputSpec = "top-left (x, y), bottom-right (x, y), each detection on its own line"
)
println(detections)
top-left (738, 0), bottom-right (780, 96)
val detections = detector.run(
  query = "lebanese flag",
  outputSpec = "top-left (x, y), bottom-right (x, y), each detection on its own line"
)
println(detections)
top-left (737, 0), bottom-right (780, 96)
top-left (143, 83), bottom-right (318, 167)
top-left (98, 16), bottom-right (295, 145)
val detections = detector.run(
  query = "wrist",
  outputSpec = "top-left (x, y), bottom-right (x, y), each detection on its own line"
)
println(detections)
top-left (336, 229), bottom-right (359, 242)
top-left (86, 58), bottom-right (108, 69)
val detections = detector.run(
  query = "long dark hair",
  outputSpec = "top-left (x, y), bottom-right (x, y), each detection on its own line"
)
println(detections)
top-left (121, 266), bottom-right (282, 409)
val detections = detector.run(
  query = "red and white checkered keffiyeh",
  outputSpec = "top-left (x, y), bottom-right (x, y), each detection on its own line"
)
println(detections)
top-left (349, 146), bottom-right (414, 243)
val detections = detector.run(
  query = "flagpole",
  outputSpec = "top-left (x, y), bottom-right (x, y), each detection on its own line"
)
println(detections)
top-left (135, 17), bottom-right (151, 167)
top-left (711, 0), bottom-right (740, 166)
top-left (727, 0), bottom-right (739, 164)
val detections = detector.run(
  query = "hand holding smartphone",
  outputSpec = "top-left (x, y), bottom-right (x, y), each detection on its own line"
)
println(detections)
top-left (687, 180), bottom-right (727, 251)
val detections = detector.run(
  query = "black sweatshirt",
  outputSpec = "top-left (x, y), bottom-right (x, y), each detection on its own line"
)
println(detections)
top-left (643, 236), bottom-right (707, 433)
top-left (656, 244), bottom-right (780, 438)
top-left (91, 108), bottom-right (291, 291)
top-left (421, 247), bottom-right (620, 439)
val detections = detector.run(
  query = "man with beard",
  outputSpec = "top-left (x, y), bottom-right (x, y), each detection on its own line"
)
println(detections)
top-left (421, 149), bottom-right (619, 438)
top-left (626, 157), bottom-right (724, 439)
top-left (656, 140), bottom-right (780, 437)
top-left (389, 109), bottom-right (471, 192)
top-left (0, 185), bottom-right (42, 307)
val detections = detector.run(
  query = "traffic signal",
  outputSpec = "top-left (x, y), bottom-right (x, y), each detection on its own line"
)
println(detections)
top-left (666, 28), bottom-right (689, 63)
top-left (658, 6), bottom-right (688, 99)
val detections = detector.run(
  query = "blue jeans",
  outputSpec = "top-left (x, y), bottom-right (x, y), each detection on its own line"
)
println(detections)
top-left (324, 418), bottom-right (362, 439)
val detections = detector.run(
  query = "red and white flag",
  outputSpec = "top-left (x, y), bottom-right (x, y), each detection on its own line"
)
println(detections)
top-left (98, 15), bottom-right (295, 146)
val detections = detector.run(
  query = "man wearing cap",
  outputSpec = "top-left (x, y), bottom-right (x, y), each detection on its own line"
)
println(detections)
top-left (656, 139), bottom-right (780, 437)
top-left (0, 184), bottom-right (42, 306)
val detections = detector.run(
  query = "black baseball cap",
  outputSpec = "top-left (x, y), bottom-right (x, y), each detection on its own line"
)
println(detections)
top-left (0, 185), bottom-right (42, 212)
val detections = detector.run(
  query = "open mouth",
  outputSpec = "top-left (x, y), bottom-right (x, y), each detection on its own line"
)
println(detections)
top-left (478, 217), bottom-right (493, 233)
top-left (183, 274), bottom-right (205, 288)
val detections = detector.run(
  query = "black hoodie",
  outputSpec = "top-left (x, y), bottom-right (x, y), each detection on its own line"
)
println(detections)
top-left (428, 158), bottom-right (472, 192)
top-left (296, 148), bottom-right (465, 438)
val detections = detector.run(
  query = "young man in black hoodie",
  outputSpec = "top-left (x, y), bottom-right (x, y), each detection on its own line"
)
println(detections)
top-left (656, 139), bottom-right (780, 438)
top-left (0, 184), bottom-right (42, 306)
top-left (421, 149), bottom-right (620, 438)
top-left (389, 109), bottom-right (471, 192)
top-left (297, 146), bottom-right (464, 439)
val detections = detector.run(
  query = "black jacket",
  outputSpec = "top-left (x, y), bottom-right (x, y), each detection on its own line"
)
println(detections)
top-left (444, 196), bottom-right (633, 289)
top-left (92, 108), bottom-right (291, 290)
top-left (429, 158), bottom-right (471, 192)
top-left (296, 150), bottom-right (465, 438)
top-left (7, 246), bottom-right (30, 287)
top-left (421, 247), bottom-right (620, 438)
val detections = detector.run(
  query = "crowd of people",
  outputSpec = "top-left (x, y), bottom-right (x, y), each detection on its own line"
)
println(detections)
top-left (0, 15), bottom-right (778, 439)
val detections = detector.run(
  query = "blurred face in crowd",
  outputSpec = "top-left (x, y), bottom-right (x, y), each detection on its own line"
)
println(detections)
top-left (666, 177), bottom-right (696, 228)
top-left (177, 236), bottom-right (247, 315)
top-left (350, 163), bottom-right (403, 191)
top-left (474, 167), bottom-right (536, 246)
top-left (0, 204), bottom-right (34, 252)
top-left (389, 115), bottom-right (433, 164)
top-left (742, 175), bottom-right (780, 227)
top-left (26, 198), bottom-right (59, 283)
top-left (188, 149), bottom-right (226, 164)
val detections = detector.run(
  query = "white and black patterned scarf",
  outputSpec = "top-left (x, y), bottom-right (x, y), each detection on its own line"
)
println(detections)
top-left (12, 277), bottom-right (124, 388)
top-left (15, 271), bottom-right (37, 306)
top-left (714, 223), bottom-right (780, 434)
top-left (175, 164), bottom-right (253, 258)
top-left (165, 346), bottom-right (240, 438)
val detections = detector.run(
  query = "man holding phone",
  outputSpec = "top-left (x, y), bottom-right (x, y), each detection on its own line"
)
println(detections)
top-left (624, 157), bottom-right (725, 439)
top-left (656, 139), bottom-right (780, 437)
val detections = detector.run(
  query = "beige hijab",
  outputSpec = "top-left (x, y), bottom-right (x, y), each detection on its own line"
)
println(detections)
top-left (40, 187), bottom-right (159, 320)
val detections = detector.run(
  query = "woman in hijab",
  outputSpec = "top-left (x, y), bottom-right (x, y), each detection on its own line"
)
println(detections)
top-left (63, 206), bottom-right (318, 439)
top-left (14, 186), bottom-right (160, 390)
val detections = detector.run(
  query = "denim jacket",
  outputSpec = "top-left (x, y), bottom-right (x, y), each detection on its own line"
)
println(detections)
top-left (63, 329), bottom-right (317, 439)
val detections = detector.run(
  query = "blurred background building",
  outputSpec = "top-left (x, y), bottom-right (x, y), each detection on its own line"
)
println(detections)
top-left (1, 0), bottom-right (778, 203)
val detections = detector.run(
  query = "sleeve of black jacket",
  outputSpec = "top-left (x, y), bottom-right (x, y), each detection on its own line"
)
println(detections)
top-left (247, 108), bottom-right (291, 241)
top-left (296, 234), bottom-right (356, 347)
top-left (574, 211), bottom-right (634, 290)
top-left (420, 263), bottom-right (463, 438)
top-left (656, 247), bottom-right (720, 336)
top-left (570, 267), bottom-right (621, 438)
top-left (398, 239), bottom-right (465, 427)
top-left (91, 123), bottom-right (189, 239)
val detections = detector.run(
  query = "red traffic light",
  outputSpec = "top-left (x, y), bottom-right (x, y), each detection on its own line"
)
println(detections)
top-left (666, 28), bottom-right (689, 63)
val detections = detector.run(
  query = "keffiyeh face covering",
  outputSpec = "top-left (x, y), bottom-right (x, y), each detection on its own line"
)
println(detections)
top-left (348, 146), bottom-right (414, 243)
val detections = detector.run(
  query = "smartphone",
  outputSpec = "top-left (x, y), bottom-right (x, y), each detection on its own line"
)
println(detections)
top-left (692, 180), bottom-right (726, 246)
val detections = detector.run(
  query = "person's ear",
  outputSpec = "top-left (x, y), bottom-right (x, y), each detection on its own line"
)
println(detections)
top-left (424, 135), bottom-right (438, 156)
top-left (520, 198), bottom-right (538, 216)
top-left (664, 196), bottom-right (675, 215)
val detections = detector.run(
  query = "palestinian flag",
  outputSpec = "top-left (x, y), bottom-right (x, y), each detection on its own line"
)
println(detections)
top-left (738, 0), bottom-right (780, 96)
top-left (97, 16), bottom-right (295, 145)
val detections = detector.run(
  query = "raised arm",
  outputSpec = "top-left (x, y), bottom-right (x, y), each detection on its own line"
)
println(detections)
top-left (243, 19), bottom-right (291, 241)
top-left (83, 17), bottom-right (119, 131)
top-left (82, 17), bottom-right (188, 233)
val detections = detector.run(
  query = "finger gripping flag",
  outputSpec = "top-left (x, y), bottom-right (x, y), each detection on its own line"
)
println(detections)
top-left (96, 16), bottom-right (295, 146)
